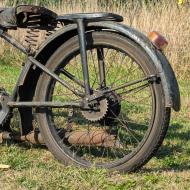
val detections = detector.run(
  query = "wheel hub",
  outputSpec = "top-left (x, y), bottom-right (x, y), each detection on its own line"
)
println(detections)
top-left (82, 90), bottom-right (121, 123)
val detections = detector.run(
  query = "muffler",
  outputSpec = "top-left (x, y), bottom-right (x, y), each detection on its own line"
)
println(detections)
top-left (0, 129), bottom-right (123, 148)
top-left (67, 130), bottom-right (123, 148)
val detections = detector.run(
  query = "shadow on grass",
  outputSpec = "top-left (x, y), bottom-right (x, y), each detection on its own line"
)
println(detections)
top-left (166, 123), bottom-right (190, 141)
top-left (141, 165), bottom-right (190, 173)
top-left (1, 122), bottom-right (190, 172)
top-left (155, 123), bottom-right (188, 158)
top-left (144, 122), bottom-right (190, 172)
top-left (1, 139), bottom-right (46, 150)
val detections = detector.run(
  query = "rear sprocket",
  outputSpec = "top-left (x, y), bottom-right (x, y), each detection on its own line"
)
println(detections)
top-left (81, 99), bottom-right (108, 122)
top-left (81, 91), bottom-right (121, 124)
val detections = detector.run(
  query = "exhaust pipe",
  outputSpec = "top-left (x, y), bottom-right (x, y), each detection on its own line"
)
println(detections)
top-left (0, 130), bottom-right (45, 145)
top-left (0, 129), bottom-right (123, 148)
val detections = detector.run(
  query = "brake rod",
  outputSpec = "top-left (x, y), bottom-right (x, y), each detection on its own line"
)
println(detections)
top-left (7, 101), bottom-right (83, 108)
top-left (106, 75), bottom-right (158, 93)
top-left (118, 83), bottom-right (150, 96)
top-left (87, 75), bottom-right (158, 102)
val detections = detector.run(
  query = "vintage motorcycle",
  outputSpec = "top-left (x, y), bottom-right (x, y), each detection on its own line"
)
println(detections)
top-left (0, 5), bottom-right (180, 172)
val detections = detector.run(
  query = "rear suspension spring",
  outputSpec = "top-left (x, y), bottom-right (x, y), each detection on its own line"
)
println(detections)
top-left (25, 28), bottom-right (40, 54)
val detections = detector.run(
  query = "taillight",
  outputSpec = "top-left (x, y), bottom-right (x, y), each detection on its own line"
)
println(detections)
top-left (148, 31), bottom-right (168, 50)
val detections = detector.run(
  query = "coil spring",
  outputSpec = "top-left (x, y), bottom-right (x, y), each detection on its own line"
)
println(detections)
top-left (25, 28), bottom-right (40, 54)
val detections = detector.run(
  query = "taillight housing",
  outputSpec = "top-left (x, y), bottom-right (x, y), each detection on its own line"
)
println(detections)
top-left (148, 31), bottom-right (168, 50)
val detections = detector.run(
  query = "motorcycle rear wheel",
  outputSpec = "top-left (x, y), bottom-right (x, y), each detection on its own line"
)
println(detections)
top-left (36, 31), bottom-right (171, 172)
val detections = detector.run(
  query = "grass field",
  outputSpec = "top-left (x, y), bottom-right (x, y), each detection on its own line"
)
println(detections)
top-left (0, 1), bottom-right (190, 190)
top-left (0, 42), bottom-right (190, 190)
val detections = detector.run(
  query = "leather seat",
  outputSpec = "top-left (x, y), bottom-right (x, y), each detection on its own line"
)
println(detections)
top-left (57, 13), bottom-right (123, 23)
top-left (0, 5), bottom-right (57, 29)
top-left (0, 8), bottom-right (17, 29)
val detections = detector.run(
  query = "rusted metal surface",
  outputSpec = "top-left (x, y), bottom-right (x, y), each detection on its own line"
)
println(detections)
top-left (67, 130), bottom-right (123, 148)
top-left (0, 130), bottom-right (45, 145)
top-left (17, 131), bottom-right (45, 144)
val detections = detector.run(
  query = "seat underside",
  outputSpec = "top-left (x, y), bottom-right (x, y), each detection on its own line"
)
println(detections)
top-left (0, 6), bottom-right (123, 30)
top-left (0, 5), bottom-right (57, 29)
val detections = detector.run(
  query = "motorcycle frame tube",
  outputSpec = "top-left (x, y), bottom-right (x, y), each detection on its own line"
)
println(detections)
top-left (0, 30), bottom-right (85, 98)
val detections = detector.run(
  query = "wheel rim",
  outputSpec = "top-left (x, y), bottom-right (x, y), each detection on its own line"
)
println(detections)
top-left (45, 43), bottom-right (157, 168)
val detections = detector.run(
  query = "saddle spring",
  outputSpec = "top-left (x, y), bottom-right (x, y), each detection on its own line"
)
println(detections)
top-left (25, 22), bottom-right (63, 54)
top-left (25, 28), bottom-right (40, 54)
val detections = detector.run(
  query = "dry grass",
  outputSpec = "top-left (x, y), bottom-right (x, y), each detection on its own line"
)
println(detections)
top-left (57, 1), bottom-right (190, 80)
top-left (0, 1), bottom-right (189, 79)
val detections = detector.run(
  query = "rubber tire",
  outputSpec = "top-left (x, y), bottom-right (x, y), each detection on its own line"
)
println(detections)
top-left (35, 31), bottom-right (171, 173)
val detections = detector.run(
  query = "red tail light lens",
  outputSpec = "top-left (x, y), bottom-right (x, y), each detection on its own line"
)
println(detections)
top-left (148, 31), bottom-right (168, 50)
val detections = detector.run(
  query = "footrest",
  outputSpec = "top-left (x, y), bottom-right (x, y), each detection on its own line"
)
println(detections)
top-left (57, 12), bottom-right (123, 23)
